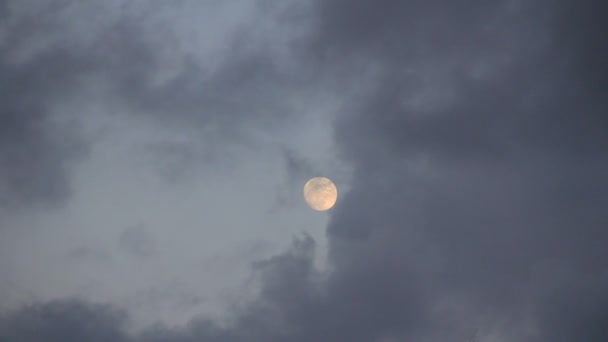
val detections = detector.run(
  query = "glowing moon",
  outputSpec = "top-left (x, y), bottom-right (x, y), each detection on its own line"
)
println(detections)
top-left (303, 177), bottom-right (338, 211)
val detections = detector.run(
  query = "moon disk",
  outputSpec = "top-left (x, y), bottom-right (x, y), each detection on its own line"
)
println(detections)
top-left (303, 177), bottom-right (338, 211)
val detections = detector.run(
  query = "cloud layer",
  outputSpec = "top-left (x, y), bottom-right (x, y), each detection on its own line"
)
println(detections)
top-left (1, 0), bottom-right (607, 341)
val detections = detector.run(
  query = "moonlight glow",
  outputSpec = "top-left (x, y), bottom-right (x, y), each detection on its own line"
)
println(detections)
top-left (303, 177), bottom-right (338, 211)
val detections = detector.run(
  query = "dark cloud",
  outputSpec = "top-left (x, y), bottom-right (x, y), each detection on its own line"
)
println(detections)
top-left (0, 2), bottom-right (155, 211)
top-left (2, 0), bottom-right (607, 341)
top-left (0, 300), bottom-right (129, 342)
top-left (0, 27), bottom-right (82, 209)
top-left (320, 0), bottom-right (608, 340)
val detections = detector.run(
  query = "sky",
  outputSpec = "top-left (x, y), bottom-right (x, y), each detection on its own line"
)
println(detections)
top-left (0, 0), bottom-right (606, 341)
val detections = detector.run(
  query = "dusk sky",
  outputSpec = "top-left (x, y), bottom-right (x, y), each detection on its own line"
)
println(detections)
top-left (1, 1), bottom-right (607, 341)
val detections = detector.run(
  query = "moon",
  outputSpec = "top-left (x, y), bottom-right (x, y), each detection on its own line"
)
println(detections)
top-left (303, 177), bottom-right (338, 211)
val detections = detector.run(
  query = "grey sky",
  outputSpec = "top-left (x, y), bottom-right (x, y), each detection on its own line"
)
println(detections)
top-left (1, 0), bottom-right (607, 341)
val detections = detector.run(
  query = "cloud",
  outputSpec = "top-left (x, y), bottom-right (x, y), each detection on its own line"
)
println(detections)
top-left (1, 0), bottom-right (607, 341)
top-left (0, 299), bottom-right (129, 342)
top-left (118, 224), bottom-right (158, 259)
top-left (317, 0), bottom-right (608, 340)
top-left (0, 0), bottom-right (306, 212)
top-left (0, 27), bottom-right (79, 209)
top-left (0, 1), bottom-right (155, 211)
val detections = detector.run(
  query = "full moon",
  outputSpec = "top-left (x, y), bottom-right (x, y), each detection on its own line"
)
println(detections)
top-left (303, 177), bottom-right (338, 211)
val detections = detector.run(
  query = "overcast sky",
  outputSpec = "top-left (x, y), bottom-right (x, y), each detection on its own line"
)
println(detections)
top-left (1, 0), bottom-right (607, 341)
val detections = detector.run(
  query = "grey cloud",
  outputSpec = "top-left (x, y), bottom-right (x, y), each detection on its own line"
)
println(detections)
top-left (0, 237), bottom-right (316, 342)
top-left (65, 246), bottom-right (111, 263)
top-left (320, 0), bottom-right (608, 340)
top-left (532, 276), bottom-right (608, 342)
top-left (273, 148), bottom-right (317, 208)
top-left (0, 235), bottom-right (434, 341)
top-left (282, 148), bottom-right (316, 185)
top-left (119, 224), bottom-right (158, 259)
top-left (0, 31), bottom-right (85, 210)
top-left (0, 2), bottom-right (155, 211)
top-left (2, 0), bottom-right (607, 341)
top-left (0, 0), bottom-right (305, 211)
top-left (0, 299), bottom-right (129, 342)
